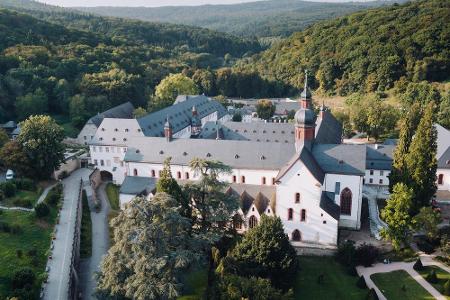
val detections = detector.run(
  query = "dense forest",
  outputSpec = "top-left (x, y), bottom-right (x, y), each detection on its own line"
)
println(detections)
top-left (238, 0), bottom-right (450, 96)
top-left (75, 0), bottom-right (401, 40)
top-left (0, 0), bottom-right (265, 126)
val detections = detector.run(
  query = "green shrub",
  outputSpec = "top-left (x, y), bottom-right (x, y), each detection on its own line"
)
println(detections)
top-left (444, 279), bottom-right (450, 296)
top-left (11, 267), bottom-right (35, 290)
top-left (46, 192), bottom-right (60, 206)
top-left (16, 249), bottom-right (23, 258)
top-left (355, 243), bottom-right (379, 267)
top-left (427, 269), bottom-right (438, 284)
top-left (417, 240), bottom-right (435, 254)
top-left (12, 198), bottom-right (33, 208)
top-left (12, 178), bottom-right (36, 191)
top-left (357, 275), bottom-right (367, 289)
top-left (366, 288), bottom-right (379, 300)
top-left (413, 258), bottom-right (424, 271)
top-left (336, 240), bottom-right (356, 267)
top-left (35, 202), bottom-right (50, 218)
top-left (0, 181), bottom-right (16, 197)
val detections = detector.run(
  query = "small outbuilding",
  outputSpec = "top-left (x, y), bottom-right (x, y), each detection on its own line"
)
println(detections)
top-left (119, 176), bottom-right (157, 209)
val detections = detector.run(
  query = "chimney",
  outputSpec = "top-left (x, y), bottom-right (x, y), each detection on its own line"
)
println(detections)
top-left (164, 116), bottom-right (172, 142)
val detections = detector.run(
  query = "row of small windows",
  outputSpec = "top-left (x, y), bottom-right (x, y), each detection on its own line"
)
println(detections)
top-left (204, 127), bottom-right (293, 135)
top-left (369, 170), bottom-right (385, 176)
top-left (92, 146), bottom-right (127, 153)
top-left (231, 176), bottom-right (277, 185)
top-left (101, 127), bottom-right (141, 133)
top-left (287, 208), bottom-right (307, 222)
top-left (133, 169), bottom-right (191, 180)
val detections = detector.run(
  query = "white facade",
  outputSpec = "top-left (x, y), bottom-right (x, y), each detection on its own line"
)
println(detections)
top-left (276, 160), bottom-right (338, 247)
top-left (438, 169), bottom-right (450, 191)
top-left (364, 169), bottom-right (390, 186)
top-left (76, 122), bottom-right (97, 145)
top-left (323, 173), bottom-right (363, 230)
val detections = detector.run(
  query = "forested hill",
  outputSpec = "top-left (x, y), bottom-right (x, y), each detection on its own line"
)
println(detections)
top-left (0, 0), bottom-right (261, 57)
top-left (0, 9), bottom-right (104, 50)
top-left (75, 0), bottom-right (400, 39)
top-left (237, 0), bottom-right (450, 96)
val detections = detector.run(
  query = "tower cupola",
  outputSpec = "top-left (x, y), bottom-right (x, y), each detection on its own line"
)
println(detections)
top-left (295, 70), bottom-right (316, 152)
top-left (190, 105), bottom-right (202, 137)
top-left (164, 116), bottom-right (173, 141)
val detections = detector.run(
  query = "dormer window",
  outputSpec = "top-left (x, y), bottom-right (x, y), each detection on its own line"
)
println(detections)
top-left (112, 138), bottom-right (116, 141)
top-left (206, 153), bottom-right (211, 157)
top-left (260, 155), bottom-right (266, 160)
top-left (99, 137), bottom-right (103, 141)
top-left (253, 130), bottom-right (257, 133)
top-left (159, 150), bottom-right (164, 155)
top-left (101, 128), bottom-right (105, 131)
top-left (114, 128), bottom-right (118, 132)
top-left (183, 152), bottom-right (188, 156)
top-left (137, 129), bottom-right (141, 132)
top-left (123, 138), bottom-right (127, 142)
top-left (235, 154), bottom-right (240, 159)
top-left (125, 129), bottom-right (129, 132)
top-left (136, 150), bottom-right (140, 154)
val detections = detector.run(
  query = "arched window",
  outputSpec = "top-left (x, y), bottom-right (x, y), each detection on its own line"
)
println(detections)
top-left (340, 188), bottom-right (352, 215)
top-left (262, 177), bottom-right (266, 185)
top-left (233, 215), bottom-right (242, 230)
top-left (249, 215), bottom-right (258, 229)
top-left (151, 170), bottom-right (156, 177)
top-left (232, 175), bottom-right (237, 183)
top-left (288, 208), bottom-right (294, 220)
top-left (301, 209), bottom-right (306, 222)
top-left (272, 178), bottom-right (276, 185)
top-left (185, 172), bottom-right (190, 180)
top-left (158, 170), bottom-right (162, 177)
top-left (438, 174), bottom-right (444, 185)
top-left (292, 230), bottom-right (301, 241)
top-left (177, 171), bottom-right (181, 179)
top-left (133, 169), bottom-right (138, 176)
top-left (295, 193), bottom-right (300, 203)
top-left (241, 176), bottom-right (246, 184)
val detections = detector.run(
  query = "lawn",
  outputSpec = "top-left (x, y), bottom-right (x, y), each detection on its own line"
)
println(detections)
top-left (80, 190), bottom-right (92, 258)
top-left (371, 270), bottom-right (434, 300)
top-left (0, 208), bottom-right (57, 299)
top-left (294, 256), bottom-right (368, 299)
top-left (418, 265), bottom-right (450, 299)
top-left (106, 183), bottom-right (120, 211)
top-left (0, 190), bottom-right (41, 208)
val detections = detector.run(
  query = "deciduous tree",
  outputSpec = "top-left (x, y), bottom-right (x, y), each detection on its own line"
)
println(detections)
top-left (381, 183), bottom-right (413, 250)
top-left (413, 206), bottom-right (442, 240)
top-left (17, 115), bottom-right (65, 179)
top-left (256, 99), bottom-right (275, 120)
top-left (153, 73), bottom-right (199, 109)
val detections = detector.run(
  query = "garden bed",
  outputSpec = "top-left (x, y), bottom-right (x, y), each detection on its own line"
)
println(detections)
top-left (418, 265), bottom-right (450, 299)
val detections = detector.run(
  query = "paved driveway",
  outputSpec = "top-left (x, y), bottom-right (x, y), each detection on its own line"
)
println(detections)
top-left (42, 168), bottom-right (92, 300)
top-left (79, 182), bottom-right (111, 299)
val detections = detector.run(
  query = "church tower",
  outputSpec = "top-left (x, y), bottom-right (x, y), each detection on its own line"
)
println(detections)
top-left (295, 70), bottom-right (315, 152)
top-left (190, 105), bottom-right (202, 138)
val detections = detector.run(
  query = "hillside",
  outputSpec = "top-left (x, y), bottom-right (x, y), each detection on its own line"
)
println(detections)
top-left (0, 0), bottom-right (261, 57)
top-left (74, 0), bottom-right (400, 39)
top-left (238, 0), bottom-right (450, 95)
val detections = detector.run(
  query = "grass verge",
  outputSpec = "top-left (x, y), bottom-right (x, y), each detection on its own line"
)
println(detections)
top-left (1, 190), bottom-right (40, 208)
top-left (105, 183), bottom-right (120, 211)
top-left (371, 270), bottom-right (434, 300)
top-left (80, 190), bottom-right (92, 258)
top-left (178, 267), bottom-right (208, 300)
top-left (294, 256), bottom-right (368, 299)
top-left (418, 265), bottom-right (450, 299)
top-left (0, 207), bottom-right (58, 299)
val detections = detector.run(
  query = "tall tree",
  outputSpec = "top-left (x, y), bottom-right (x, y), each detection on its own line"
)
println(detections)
top-left (405, 102), bottom-right (438, 213)
top-left (224, 216), bottom-right (299, 291)
top-left (438, 91), bottom-right (450, 129)
top-left (389, 103), bottom-right (422, 192)
top-left (15, 88), bottom-right (48, 120)
top-left (17, 115), bottom-right (65, 179)
top-left (97, 194), bottom-right (199, 300)
top-left (413, 207), bottom-right (442, 241)
top-left (185, 158), bottom-right (238, 243)
top-left (156, 157), bottom-right (190, 218)
top-left (256, 99), bottom-right (276, 121)
top-left (381, 183), bottom-right (413, 251)
top-left (153, 73), bottom-right (199, 109)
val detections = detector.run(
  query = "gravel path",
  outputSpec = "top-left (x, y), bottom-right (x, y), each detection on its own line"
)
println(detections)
top-left (79, 182), bottom-right (111, 299)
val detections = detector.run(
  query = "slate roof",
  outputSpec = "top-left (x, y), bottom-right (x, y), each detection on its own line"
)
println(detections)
top-left (366, 144), bottom-right (395, 170)
top-left (312, 144), bottom-right (366, 175)
top-left (315, 110), bottom-right (342, 144)
top-left (438, 147), bottom-right (450, 169)
top-left (90, 118), bottom-right (144, 146)
top-left (226, 184), bottom-right (276, 214)
top-left (138, 95), bottom-right (227, 137)
top-left (199, 121), bottom-right (295, 143)
top-left (89, 102), bottom-right (135, 127)
top-left (275, 146), bottom-right (325, 184)
top-left (275, 102), bottom-right (301, 115)
top-left (436, 124), bottom-right (450, 160)
top-left (124, 136), bottom-right (296, 170)
top-left (320, 191), bottom-right (340, 220)
top-left (119, 176), bottom-right (157, 195)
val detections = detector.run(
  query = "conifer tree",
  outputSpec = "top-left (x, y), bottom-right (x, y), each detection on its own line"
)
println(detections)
top-left (156, 157), bottom-right (190, 218)
top-left (405, 102), bottom-right (437, 213)
top-left (389, 103), bottom-right (421, 192)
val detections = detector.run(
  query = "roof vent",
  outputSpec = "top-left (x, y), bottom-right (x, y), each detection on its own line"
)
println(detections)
top-left (235, 154), bottom-right (240, 159)
top-left (114, 128), bottom-right (118, 132)
top-left (183, 152), bottom-right (188, 156)
top-left (125, 129), bottom-right (129, 132)
top-left (159, 150), bottom-right (164, 155)
top-left (253, 130), bottom-right (257, 133)
top-left (136, 150), bottom-right (140, 154)
top-left (123, 138), bottom-right (127, 142)
top-left (101, 128), bottom-right (105, 131)
top-left (260, 155), bottom-right (266, 160)
top-left (99, 137), bottom-right (103, 141)
top-left (339, 160), bottom-right (344, 164)
top-left (112, 138), bottom-right (116, 141)
top-left (206, 153), bottom-right (211, 157)
top-left (137, 129), bottom-right (141, 132)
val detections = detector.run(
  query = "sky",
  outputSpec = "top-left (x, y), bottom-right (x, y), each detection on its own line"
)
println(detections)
top-left (36, 0), bottom-right (377, 7)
